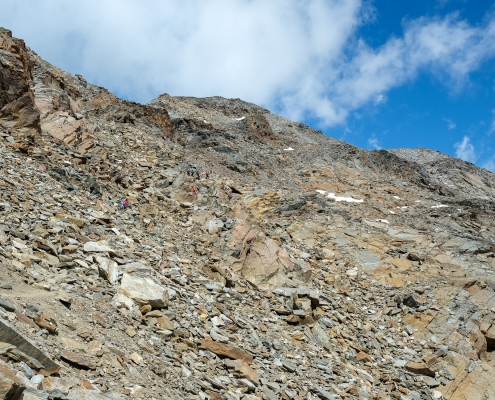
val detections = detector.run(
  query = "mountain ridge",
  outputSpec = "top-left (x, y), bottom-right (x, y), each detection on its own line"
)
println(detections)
top-left (0, 27), bottom-right (495, 400)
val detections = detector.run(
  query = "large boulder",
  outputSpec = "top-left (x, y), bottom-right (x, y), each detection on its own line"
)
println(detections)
top-left (229, 226), bottom-right (311, 290)
top-left (118, 274), bottom-right (169, 309)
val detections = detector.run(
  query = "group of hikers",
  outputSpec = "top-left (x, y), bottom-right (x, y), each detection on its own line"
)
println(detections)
top-left (119, 198), bottom-right (130, 209)
top-left (187, 168), bottom-right (210, 180)
top-left (119, 166), bottom-right (234, 211)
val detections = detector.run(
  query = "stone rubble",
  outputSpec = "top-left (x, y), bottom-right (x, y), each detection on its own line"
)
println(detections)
top-left (0, 26), bottom-right (494, 399)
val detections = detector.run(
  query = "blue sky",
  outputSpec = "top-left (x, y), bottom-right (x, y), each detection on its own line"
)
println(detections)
top-left (2, 0), bottom-right (495, 170)
top-left (336, 0), bottom-right (495, 169)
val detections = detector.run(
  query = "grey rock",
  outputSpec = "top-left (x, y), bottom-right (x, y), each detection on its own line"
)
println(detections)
top-left (0, 283), bottom-right (12, 290)
top-left (0, 297), bottom-right (16, 312)
top-left (22, 387), bottom-right (49, 400)
top-left (281, 360), bottom-right (297, 373)
top-left (312, 387), bottom-right (339, 400)
top-left (311, 321), bottom-right (332, 351)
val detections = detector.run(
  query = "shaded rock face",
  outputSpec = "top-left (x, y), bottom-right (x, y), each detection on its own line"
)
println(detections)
top-left (2, 27), bottom-right (495, 400)
top-left (0, 28), bottom-right (40, 131)
top-left (245, 112), bottom-right (272, 138)
top-left (27, 50), bottom-right (175, 148)
top-left (0, 360), bottom-right (25, 399)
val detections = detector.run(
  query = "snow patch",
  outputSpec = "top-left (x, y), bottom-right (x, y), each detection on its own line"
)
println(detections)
top-left (284, 147), bottom-right (294, 151)
top-left (316, 190), bottom-right (363, 203)
top-left (393, 196), bottom-right (400, 199)
top-left (431, 204), bottom-right (449, 209)
top-left (389, 210), bottom-right (396, 214)
top-left (376, 219), bottom-right (389, 224)
top-left (234, 116), bottom-right (246, 121)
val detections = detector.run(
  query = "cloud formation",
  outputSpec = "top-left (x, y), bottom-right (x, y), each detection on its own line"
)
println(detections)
top-left (367, 135), bottom-right (382, 150)
top-left (2, 1), bottom-right (495, 128)
top-left (483, 156), bottom-right (495, 171)
top-left (454, 136), bottom-right (477, 162)
top-left (444, 118), bottom-right (456, 130)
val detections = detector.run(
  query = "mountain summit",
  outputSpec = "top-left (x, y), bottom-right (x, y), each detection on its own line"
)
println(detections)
top-left (1, 27), bottom-right (495, 400)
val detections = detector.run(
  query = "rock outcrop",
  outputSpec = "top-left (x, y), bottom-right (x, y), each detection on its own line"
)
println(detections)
top-left (0, 27), bottom-right (494, 399)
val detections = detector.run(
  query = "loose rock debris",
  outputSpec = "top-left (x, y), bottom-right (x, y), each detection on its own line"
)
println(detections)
top-left (0, 26), bottom-right (495, 399)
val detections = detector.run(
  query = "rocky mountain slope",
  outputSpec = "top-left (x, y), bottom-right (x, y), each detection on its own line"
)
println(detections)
top-left (1, 27), bottom-right (495, 400)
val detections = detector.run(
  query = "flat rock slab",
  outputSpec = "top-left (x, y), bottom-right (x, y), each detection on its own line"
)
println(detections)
top-left (405, 362), bottom-right (435, 377)
top-left (0, 319), bottom-right (60, 375)
top-left (83, 242), bottom-right (114, 253)
top-left (121, 262), bottom-right (152, 274)
top-left (0, 297), bottom-right (16, 312)
top-left (201, 338), bottom-right (253, 364)
top-left (354, 250), bottom-right (381, 270)
top-left (311, 322), bottom-right (332, 351)
top-left (61, 351), bottom-right (95, 370)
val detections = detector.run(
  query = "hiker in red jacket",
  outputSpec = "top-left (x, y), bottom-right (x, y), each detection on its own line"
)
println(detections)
top-left (205, 170), bottom-right (210, 179)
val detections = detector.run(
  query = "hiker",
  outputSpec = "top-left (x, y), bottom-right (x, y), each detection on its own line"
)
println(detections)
top-left (123, 199), bottom-right (130, 209)
top-left (205, 170), bottom-right (210, 179)
top-left (196, 170), bottom-right (201, 180)
top-left (228, 193), bottom-right (233, 202)
top-left (119, 200), bottom-right (125, 210)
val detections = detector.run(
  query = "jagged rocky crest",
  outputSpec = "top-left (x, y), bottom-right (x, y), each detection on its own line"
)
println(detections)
top-left (1, 27), bottom-right (495, 400)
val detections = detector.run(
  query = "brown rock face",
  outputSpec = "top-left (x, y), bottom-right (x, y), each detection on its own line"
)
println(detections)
top-left (61, 351), bottom-right (96, 370)
top-left (0, 360), bottom-right (25, 399)
top-left (0, 28), bottom-right (40, 131)
top-left (246, 112), bottom-right (272, 138)
top-left (201, 338), bottom-right (253, 364)
top-left (225, 359), bottom-right (259, 383)
top-left (230, 227), bottom-right (311, 289)
top-left (405, 362), bottom-right (436, 377)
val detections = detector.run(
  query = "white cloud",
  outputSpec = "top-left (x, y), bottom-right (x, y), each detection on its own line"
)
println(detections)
top-left (373, 94), bottom-right (387, 106)
top-left (454, 136), bottom-right (477, 162)
top-left (368, 136), bottom-right (381, 150)
top-left (1, 1), bottom-right (495, 128)
top-left (444, 118), bottom-right (456, 130)
top-left (483, 156), bottom-right (495, 171)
